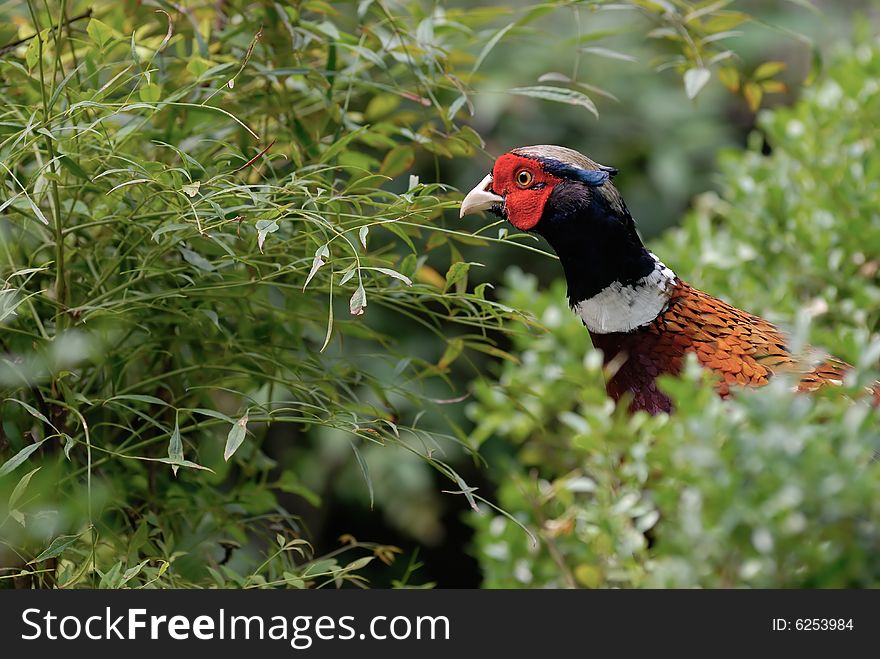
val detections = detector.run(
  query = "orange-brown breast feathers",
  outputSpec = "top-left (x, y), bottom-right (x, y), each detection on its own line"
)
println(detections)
top-left (591, 281), bottom-right (870, 413)
top-left (653, 282), bottom-right (786, 392)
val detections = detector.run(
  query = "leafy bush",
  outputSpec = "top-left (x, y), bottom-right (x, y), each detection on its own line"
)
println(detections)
top-left (0, 0), bottom-right (516, 588)
top-left (468, 39), bottom-right (880, 588)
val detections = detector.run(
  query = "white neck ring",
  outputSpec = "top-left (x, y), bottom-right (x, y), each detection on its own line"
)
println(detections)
top-left (572, 254), bottom-right (676, 334)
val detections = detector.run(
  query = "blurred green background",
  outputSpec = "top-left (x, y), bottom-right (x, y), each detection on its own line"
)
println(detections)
top-left (1, 0), bottom-right (878, 589)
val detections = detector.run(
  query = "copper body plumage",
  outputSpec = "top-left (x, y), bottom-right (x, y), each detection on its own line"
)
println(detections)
top-left (590, 281), bottom-right (858, 414)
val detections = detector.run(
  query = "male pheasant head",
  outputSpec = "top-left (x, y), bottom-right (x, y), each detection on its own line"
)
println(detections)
top-left (459, 145), bottom-right (621, 231)
top-left (460, 145), bottom-right (676, 334)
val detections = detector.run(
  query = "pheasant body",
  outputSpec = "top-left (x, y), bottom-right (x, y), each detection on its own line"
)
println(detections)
top-left (589, 280), bottom-right (851, 414)
top-left (459, 144), bottom-right (878, 413)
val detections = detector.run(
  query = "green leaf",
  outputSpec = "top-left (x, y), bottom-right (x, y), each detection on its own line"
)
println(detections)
top-left (466, 341), bottom-right (519, 363)
top-left (383, 222), bottom-right (416, 253)
top-left (444, 262), bottom-right (471, 292)
top-left (0, 439), bottom-right (49, 478)
top-left (438, 338), bottom-right (464, 369)
top-left (344, 174), bottom-right (391, 194)
top-left (180, 246), bottom-right (216, 272)
top-left (151, 223), bottom-right (191, 241)
top-left (5, 398), bottom-right (57, 431)
top-left (153, 457), bottom-right (214, 472)
top-left (26, 197), bottom-right (49, 226)
top-left (190, 408), bottom-right (237, 424)
top-left (30, 533), bottom-right (83, 563)
top-left (537, 72), bottom-right (570, 84)
top-left (139, 83), bottom-right (162, 102)
top-left (87, 19), bottom-right (114, 49)
top-left (684, 67), bottom-right (711, 99)
top-left (372, 267), bottom-right (412, 286)
top-left (25, 32), bottom-right (43, 69)
top-left (181, 181), bottom-right (201, 197)
top-left (256, 219), bottom-right (279, 253)
top-left (349, 283), bottom-right (367, 316)
top-left (365, 94), bottom-right (400, 120)
top-left (277, 472), bottom-right (322, 507)
top-left (506, 86), bottom-right (598, 118)
top-left (579, 46), bottom-right (637, 62)
top-left (283, 572), bottom-right (306, 588)
top-left (471, 21), bottom-right (516, 74)
top-left (718, 66), bottom-right (740, 92)
top-left (753, 61), bottom-right (786, 81)
top-left (63, 434), bottom-right (75, 460)
top-left (703, 11), bottom-right (749, 32)
top-left (575, 564), bottom-right (602, 588)
top-left (760, 80), bottom-right (786, 94)
top-left (302, 558), bottom-right (338, 578)
top-left (319, 129), bottom-right (364, 164)
top-left (0, 25), bottom-right (17, 47)
top-left (380, 145), bottom-right (415, 178)
top-left (167, 419), bottom-right (183, 477)
top-left (106, 394), bottom-right (170, 407)
top-left (200, 309), bottom-right (222, 331)
top-left (118, 559), bottom-right (150, 587)
top-left (804, 43), bottom-right (822, 86)
top-left (447, 94), bottom-right (469, 120)
top-left (304, 244), bottom-right (329, 290)
top-left (186, 57), bottom-right (215, 79)
top-left (339, 266), bottom-right (357, 286)
top-left (358, 225), bottom-right (369, 250)
top-left (9, 466), bottom-right (40, 509)
top-left (58, 154), bottom-right (91, 181)
top-left (743, 81), bottom-right (762, 111)
top-left (320, 284), bottom-right (335, 353)
top-left (344, 556), bottom-right (374, 571)
top-left (223, 414), bottom-right (249, 461)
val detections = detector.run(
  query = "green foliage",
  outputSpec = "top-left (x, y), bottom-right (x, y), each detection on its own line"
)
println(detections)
top-left (469, 40), bottom-right (880, 588)
top-left (654, 42), bottom-right (880, 347)
top-left (1, 0), bottom-right (523, 588)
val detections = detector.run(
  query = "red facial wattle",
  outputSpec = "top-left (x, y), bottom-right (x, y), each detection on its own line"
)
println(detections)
top-left (491, 154), bottom-right (561, 231)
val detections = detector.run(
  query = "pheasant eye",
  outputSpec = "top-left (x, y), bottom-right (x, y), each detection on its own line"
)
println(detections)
top-left (515, 169), bottom-right (534, 188)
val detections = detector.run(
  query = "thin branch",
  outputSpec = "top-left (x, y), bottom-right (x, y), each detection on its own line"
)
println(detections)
top-left (0, 7), bottom-right (92, 56)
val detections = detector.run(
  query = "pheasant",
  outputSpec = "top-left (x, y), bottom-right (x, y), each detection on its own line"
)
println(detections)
top-left (459, 144), bottom-right (879, 414)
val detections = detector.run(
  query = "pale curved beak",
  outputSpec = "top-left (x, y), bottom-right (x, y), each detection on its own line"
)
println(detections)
top-left (459, 173), bottom-right (504, 218)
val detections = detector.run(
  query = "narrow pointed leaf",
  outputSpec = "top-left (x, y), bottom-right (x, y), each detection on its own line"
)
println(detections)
top-left (350, 283), bottom-right (367, 316)
top-left (507, 86), bottom-right (598, 117)
top-left (256, 219), bottom-right (279, 253)
top-left (30, 533), bottom-right (83, 563)
top-left (579, 46), bottom-right (638, 62)
top-left (320, 287), bottom-right (334, 353)
top-left (154, 457), bottom-right (214, 472)
top-left (9, 466), bottom-right (41, 508)
top-left (304, 244), bottom-right (329, 290)
top-left (373, 267), bottom-right (412, 286)
top-left (471, 21), bottom-right (516, 74)
top-left (223, 414), bottom-right (249, 461)
top-left (5, 398), bottom-right (57, 431)
top-left (0, 439), bottom-right (49, 477)
top-left (167, 420), bottom-right (183, 476)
